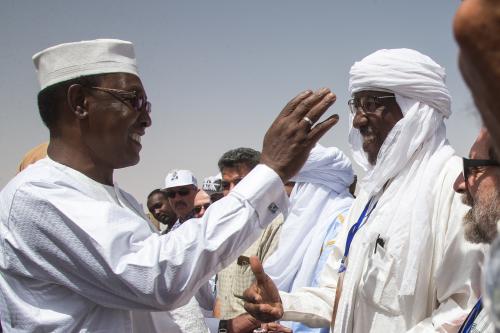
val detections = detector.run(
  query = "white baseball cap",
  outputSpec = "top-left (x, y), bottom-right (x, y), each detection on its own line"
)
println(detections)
top-left (164, 169), bottom-right (198, 189)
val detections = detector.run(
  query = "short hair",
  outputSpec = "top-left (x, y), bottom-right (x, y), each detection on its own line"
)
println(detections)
top-left (218, 147), bottom-right (260, 172)
top-left (147, 188), bottom-right (167, 201)
top-left (37, 74), bottom-right (103, 130)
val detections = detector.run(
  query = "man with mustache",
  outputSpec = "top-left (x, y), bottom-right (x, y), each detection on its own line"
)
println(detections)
top-left (243, 48), bottom-right (484, 332)
top-left (163, 169), bottom-right (198, 231)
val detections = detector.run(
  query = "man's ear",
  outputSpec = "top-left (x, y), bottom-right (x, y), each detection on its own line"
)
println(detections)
top-left (67, 84), bottom-right (88, 119)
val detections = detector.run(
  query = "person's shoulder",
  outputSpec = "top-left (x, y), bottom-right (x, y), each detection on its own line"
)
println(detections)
top-left (2, 158), bottom-right (62, 200)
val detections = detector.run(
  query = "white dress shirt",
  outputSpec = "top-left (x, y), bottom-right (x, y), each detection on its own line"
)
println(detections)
top-left (0, 158), bottom-right (288, 332)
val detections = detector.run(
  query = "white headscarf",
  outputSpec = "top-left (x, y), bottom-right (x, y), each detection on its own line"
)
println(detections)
top-left (264, 144), bottom-right (354, 292)
top-left (348, 48), bottom-right (455, 295)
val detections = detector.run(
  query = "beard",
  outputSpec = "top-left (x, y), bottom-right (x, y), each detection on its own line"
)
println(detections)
top-left (462, 190), bottom-right (500, 244)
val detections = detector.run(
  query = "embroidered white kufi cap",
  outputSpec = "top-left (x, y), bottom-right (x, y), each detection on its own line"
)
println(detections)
top-left (33, 39), bottom-right (138, 90)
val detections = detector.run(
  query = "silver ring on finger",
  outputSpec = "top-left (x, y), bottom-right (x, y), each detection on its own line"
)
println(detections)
top-left (302, 116), bottom-right (314, 127)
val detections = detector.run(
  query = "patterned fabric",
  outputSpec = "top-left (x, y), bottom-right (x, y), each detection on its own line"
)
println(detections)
top-left (468, 308), bottom-right (494, 333)
top-left (168, 297), bottom-right (210, 333)
top-left (216, 214), bottom-right (284, 319)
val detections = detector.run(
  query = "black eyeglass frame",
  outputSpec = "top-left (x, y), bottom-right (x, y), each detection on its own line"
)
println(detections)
top-left (88, 86), bottom-right (151, 114)
top-left (193, 203), bottom-right (211, 214)
top-left (347, 95), bottom-right (395, 115)
top-left (462, 157), bottom-right (500, 183)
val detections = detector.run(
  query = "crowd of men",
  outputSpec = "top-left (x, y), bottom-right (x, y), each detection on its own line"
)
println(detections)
top-left (0, 1), bottom-right (499, 333)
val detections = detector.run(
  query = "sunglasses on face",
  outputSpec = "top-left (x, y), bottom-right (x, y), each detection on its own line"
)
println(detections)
top-left (89, 86), bottom-right (151, 113)
top-left (462, 157), bottom-right (500, 182)
top-left (165, 188), bottom-right (191, 199)
top-left (193, 203), bottom-right (211, 214)
top-left (347, 95), bottom-right (395, 115)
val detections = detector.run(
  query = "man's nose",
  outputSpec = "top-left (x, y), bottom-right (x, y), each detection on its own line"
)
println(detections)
top-left (352, 111), bottom-right (367, 129)
top-left (453, 172), bottom-right (467, 194)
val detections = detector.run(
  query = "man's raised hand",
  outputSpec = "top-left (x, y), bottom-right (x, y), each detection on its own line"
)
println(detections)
top-left (260, 88), bottom-right (338, 182)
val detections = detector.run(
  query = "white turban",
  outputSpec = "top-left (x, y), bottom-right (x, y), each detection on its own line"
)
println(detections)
top-left (349, 48), bottom-right (451, 117)
top-left (347, 48), bottom-right (455, 295)
top-left (264, 144), bottom-right (354, 292)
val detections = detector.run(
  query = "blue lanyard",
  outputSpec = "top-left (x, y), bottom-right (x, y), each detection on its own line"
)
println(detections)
top-left (459, 298), bottom-right (483, 333)
top-left (338, 198), bottom-right (377, 273)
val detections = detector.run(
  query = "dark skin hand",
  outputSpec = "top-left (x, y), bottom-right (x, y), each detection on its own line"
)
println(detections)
top-left (228, 313), bottom-right (292, 333)
top-left (260, 88), bottom-right (338, 182)
top-left (454, 0), bottom-right (500, 152)
top-left (243, 256), bottom-right (284, 323)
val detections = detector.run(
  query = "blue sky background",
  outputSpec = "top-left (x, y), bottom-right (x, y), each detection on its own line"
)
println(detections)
top-left (0, 1), bottom-right (479, 206)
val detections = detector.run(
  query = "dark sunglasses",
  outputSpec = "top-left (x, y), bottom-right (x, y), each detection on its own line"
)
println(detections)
top-left (347, 95), bottom-right (395, 115)
top-left (165, 188), bottom-right (191, 199)
top-left (462, 157), bottom-right (500, 182)
top-left (194, 203), bottom-right (211, 214)
top-left (88, 86), bottom-right (151, 113)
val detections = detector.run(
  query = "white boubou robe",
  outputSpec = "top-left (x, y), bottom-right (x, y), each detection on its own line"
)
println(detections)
top-left (0, 158), bottom-right (287, 332)
top-left (279, 156), bottom-right (485, 332)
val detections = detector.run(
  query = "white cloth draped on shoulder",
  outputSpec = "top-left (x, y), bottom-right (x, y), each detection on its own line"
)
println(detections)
top-left (348, 48), bottom-right (454, 296)
top-left (264, 144), bottom-right (354, 292)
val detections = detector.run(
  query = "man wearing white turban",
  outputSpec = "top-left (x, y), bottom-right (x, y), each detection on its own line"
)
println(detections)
top-left (243, 49), bottom-right (484, 332)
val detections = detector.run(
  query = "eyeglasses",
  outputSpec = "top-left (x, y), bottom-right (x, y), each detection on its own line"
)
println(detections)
top-left (165, 188), bottom-right (191, 199)
top-left (462, 157), bottom-right (500, 182)
top-left (194, 203), bottom-right (211, 214)
top-left (348, 95), bottom-right (395, 115)
top-left (89, 86), bottom-right (151, 113)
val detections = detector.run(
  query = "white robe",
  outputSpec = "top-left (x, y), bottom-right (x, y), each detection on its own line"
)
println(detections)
top-left (280, 156), bottom-right (486, 332)
top-left (0, 158), bottom-right (288, 332)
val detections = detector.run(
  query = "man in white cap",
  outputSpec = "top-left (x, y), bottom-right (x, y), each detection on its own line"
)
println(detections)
top-left (202, 174), bottom-right (224, 203)
top-left (163, 169), bottom-right (198, 230)
top-left (243, 48), bottom-right (484, 332)
top-left (0, 39), bottom-right (338, 332)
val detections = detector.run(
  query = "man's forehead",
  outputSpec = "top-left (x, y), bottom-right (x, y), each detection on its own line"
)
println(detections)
top-left (352, 89), bottom-right (394, 98)
top-left (222, 164), bottom-right (252, 179)
top-left (99, 72), bottom-right (145, 91)
top-left (470, 129), bottom-right (492, 158)
top-left (167, 185), bottom-right (194, 191)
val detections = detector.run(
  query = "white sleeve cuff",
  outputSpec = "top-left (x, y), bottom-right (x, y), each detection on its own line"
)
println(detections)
top-left (230, 164), bottom-right (289, 229)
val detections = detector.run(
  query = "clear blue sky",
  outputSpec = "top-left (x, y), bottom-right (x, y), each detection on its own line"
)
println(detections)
top-left (0, 1), bottom-right (479, 206)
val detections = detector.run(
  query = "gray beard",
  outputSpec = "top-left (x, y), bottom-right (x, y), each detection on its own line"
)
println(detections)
top-left (462, 191), bottom-right (500, 244)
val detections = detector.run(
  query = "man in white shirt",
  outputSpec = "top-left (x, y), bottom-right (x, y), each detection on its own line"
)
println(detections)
top-left (453, 128), bottom-right (499, 333)
top-left (243, 48), bottom-right (484, 332)
top-left (0, 39), bottom-right (338, 332)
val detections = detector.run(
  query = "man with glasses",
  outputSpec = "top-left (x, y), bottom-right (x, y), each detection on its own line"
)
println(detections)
top-left (163, 169), bottom-right (198, 230)
top-left (243, 48), bottom-right (483, 333)
top-left (0, 39), bottom-right (337, 332)
top-left (453, 128), bottom-right (500, 333)
top-left (193, 189), bottom-right (211, 219)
